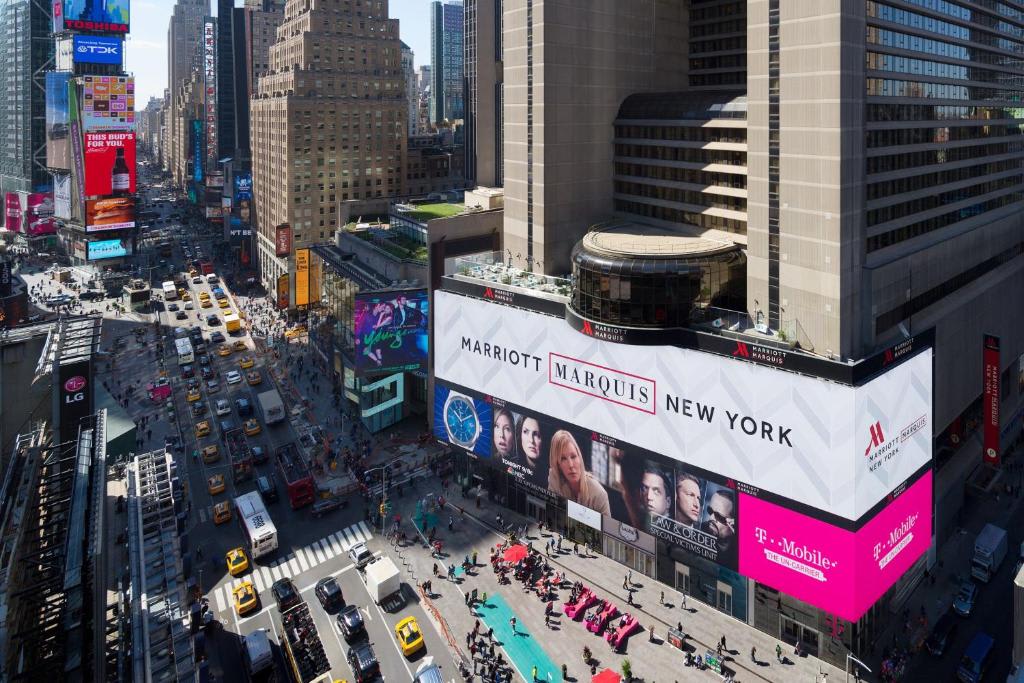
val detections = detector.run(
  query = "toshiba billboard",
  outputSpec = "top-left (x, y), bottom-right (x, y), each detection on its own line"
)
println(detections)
top-left (434, 290), bottom-right (933, 523)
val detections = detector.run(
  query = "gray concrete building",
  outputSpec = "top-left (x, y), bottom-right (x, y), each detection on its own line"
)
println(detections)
top-left (165, 0), bottom-right (206, 183)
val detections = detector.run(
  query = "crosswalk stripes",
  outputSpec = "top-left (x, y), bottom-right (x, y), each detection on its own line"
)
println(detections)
top-left (208, 521), bottom-right (373, 615)
top-left (198, 506), bottom-right (208, 523)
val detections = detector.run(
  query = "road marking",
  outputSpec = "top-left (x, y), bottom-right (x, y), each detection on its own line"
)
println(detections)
top-left (288, 557), bottom-right (301, 575)
top-left (213, 585), bottom-right (226, 612)
top-left (252, 570), bottom-right (265, 593)
top-left (310, 542), bottom-right (326, 564)
top-left (269, 564), bottom-right (282, 581)
top-left (357, 520), bottom-right (372, 541)
top-left (198, 507), bottom-right (208, 523)
top-left (327, 532), bottom-right (345, 555)
top-left (316, 539), bottom-right (332, 560)
top-left (295, 549), bottom-right (310, 572)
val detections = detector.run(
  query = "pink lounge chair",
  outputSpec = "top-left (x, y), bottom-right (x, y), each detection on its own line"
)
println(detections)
top-left (609, 617), bottom-right (641, 650)
top-left (564, 589), bottom-right (598, 620)
top-left (586, 600), bottom-right (618, 634)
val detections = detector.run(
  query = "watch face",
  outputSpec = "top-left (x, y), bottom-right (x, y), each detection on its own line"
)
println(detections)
top-left (445, 394), bottom-right (479, 448)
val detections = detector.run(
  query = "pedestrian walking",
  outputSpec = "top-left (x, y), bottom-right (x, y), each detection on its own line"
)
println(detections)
top-left (627, 591), bottom-right (634, 606)
top-left (623, 576), bottom-right (629, 590)
top-left (509, 617), bottom-right (517, 633)
top-left (487, 627), bottom-right (494, 641)
top-left (681, 593), bottom-right (687, 610)
top-left (573, 542), bottom-right (578, 555)
top-left (660, 590), bottom-right (665, 605)
top-left (750, 646), bottom-right (756, 663)
top-left (466, 633), bottom-right (472, 647)
top-left (720, 636), bottom-right (727, 651)
top-left (627, 570), bottom-right (633, 586)
top-left (776, 643), bottom-right (783, 662)
top-left (532, 666), bottom-right (538, 682)
top-left (472, 550), bottom-right (478, 566)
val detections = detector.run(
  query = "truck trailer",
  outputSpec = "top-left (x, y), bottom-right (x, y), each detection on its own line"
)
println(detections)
top-left (257, 388), bottom-right (286, 425)
top-left (281, 602), bottom-right (330, 683)
top-left (224, 427), bottom-right (254, 483)
top-left (971, 523), bottom-right (1008, 583)
top-left (276, 442), bottom-right (315, 509)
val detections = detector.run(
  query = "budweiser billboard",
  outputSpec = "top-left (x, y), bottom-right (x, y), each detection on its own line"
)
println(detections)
top-left (983, 334), bottom-right (1001, 465)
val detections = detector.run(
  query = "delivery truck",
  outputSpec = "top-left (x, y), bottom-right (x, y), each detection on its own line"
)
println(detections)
top-left (971, 523), bottom-right (1008, 583)
top-left (242, 629), bottom-right (273, 676)
top-left (256, 389), bottom-right (285, 425)
top-left (365, 556), bottom-right (402, 605)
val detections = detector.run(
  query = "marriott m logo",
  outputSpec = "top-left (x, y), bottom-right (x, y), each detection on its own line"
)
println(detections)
top-left (733, 342), bottom-right (750, 358)
top-left (864, 421), bottom-right (885, 456)
top-left (483, 288), bottom-right (494, 299)
top-left (582, 321), bottom-right (594, 336)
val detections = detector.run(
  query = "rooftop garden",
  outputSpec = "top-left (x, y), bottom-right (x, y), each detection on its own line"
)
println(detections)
top-left (398, 202), bottom-right (464, 222)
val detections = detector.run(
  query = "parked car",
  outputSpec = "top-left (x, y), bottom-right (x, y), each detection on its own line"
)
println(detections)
top-left (348, 543), bottom-right (373, 569)
top-left (953, 580), bottom-right (979, 617)
top-left (271, 578), bottom-right (301, 612)
top-left (315, 577), bottom-right (344, 612)
top-left (347, 643), bottom-right (380, 683)
top-left (337, 604), bottom-right (366, 642)
top-left (312, 497), bottom-right (345, 518)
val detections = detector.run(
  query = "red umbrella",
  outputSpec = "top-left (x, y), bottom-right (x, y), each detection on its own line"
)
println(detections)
top-left (592, 669), bottom-right (621, 683)
top-left (502, 544), bottom-right (528, 563)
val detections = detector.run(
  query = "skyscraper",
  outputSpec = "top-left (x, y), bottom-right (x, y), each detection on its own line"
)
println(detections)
top-left (0, 0), bottom-right (54, 214)
top-left (463, 0), bottom-right (502, 187)
top-left (400, 41), bottom-right (418, 137)
top-left (217, 0), bottom-right (236, 161)
top-left (166, 0), bottom-right (206, 185)
top-left (430, 0), bottom-right (464, 125)
top-left (250, 0), bottom-right (406, 300)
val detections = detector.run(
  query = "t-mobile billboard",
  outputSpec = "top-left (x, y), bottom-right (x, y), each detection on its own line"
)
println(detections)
top-left (434, 290), bottom-right (933, 522)
top-left (739, 471), bottom-right (932, 621)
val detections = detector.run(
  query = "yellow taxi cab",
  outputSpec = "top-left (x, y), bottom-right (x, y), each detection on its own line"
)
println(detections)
top-left (233, 580), bottom-right (258, 616)
top-left (213, 501), bottom-right (232, 525)
top-left (232, 340), bottom-right (247, 352)
top-left (244, 418), bottom-right (262, 436)
top-left (238, 356), bottom-right (255, 369)
top-left (188, 267), bottom-right (198, 276)
top-left (225, 547), bottom-right (249, 576)
top-left (217, 343), bottom-right (232, 357)
top-left (199, 290), bottom-right (211, 300)
top-left (285, 326), bottom-right (307, 339)
top-left (394, 616), bottom-right (424, 657)
top-left (194, 420), bottom-right (211, 438)
top-left (245, 370), bottom-right (263, 386)
top-left (201, 444), bottom-right (220, 463)
top-left (177, 288), bottom-right (186, 299)
top-left (207, 473), bottom-right (225, 495)
top-left (181, 291), bottom-right (192, 302)
top-left (186, 387), bottom-right (202, 402)
top-left (218, 298), bottom-right (231, 309)
top-left (200, 298), bottom-right (213, 308)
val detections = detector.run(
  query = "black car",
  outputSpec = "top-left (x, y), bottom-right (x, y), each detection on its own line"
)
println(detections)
top-left (197, 354), bottom-right (211, 366)
top-left (206, 314), bottom-right (220, 326)
top-left (175, 310), bottom-right (188, 320)
top-left (337, 604), bottom-right (365, 642)
top-left (251, 445), bottom-right (267, 464)
top-left (347, 643), bottom-right (379, 683)
top-left (191, 403), bottom-right (207, 418)
top-left (311, 498), bottom-right (345, 518)
top-left (271, 578), bottom-right (301, 612)
top-left (315, 577), bottom-right (344, 612)
top-left (210, 331), bottom-right (225, 343)
top-left (256, 475), bottom-right (278, 503)
top-left (925, 611), bottom-right (959, 656)
top-left (168, 303), bottom-right (179, 311)
top-left (181, 364), bottom-right (195, 378)
top-left (200, 366), bottom-right (215, 380)
top-left (79, 290), bottom-right (105, 301)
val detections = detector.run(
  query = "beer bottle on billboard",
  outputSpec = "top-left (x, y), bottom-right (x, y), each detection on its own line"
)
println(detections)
top-left (111, 147), bottom-right (130, 195)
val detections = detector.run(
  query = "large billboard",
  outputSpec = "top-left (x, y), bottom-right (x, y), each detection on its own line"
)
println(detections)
top-left (56, 359), bottom-right (94, 445)
top-left (54, 0), bottom-right (130, 33)
top-left (354, 289), bottom-right (429, 376)
top-left (434, 290), bottom-right (933, 523)
top-left (72, 35), bottom-right (123, 65)
top-left (234, 173), bottom-right (252, 224)
top-left (79, 76), bottom-right (134, 132)
top-left (192, 119), bottom-right (204, 182)
top-left (276, 274), bottom-right (289, 310)
top-left (983, 334), bottom-right (1001, 465)
top-left (87, 237), bottom-right (132, 260)
top-left (24, 193), bottom-right (56, 236)
top-left (84, 132), bottom-right (136, 197)
top-left (54, 174), bottom-right (72, 220)
top-left (46, 72), bottom-right (72, 169)
top-left (86, 197), bottom-right (135, 231)
top-left (4, 194), bottom-right (21, 232)
top-left (294, 248), bottom-right (318, 307)
top-left (203, 20), bottom-right (217, 168)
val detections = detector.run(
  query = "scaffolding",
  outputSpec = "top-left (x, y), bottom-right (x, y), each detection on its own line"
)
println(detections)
top-left (127, 449), bottom-right (195, 683)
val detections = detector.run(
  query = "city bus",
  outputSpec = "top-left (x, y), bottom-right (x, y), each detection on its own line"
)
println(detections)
top-left (175, 337), bottom-right (194, 365)
top-left (161, 280), bottom-right (177, 300)
top-left (235, 491), bottom-right (278, 559)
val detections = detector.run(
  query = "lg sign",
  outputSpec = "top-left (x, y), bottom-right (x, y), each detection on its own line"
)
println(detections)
top-left (64, 375), bottom-right (87, 404)
top-left (72, 36), bottom-right (123, 65)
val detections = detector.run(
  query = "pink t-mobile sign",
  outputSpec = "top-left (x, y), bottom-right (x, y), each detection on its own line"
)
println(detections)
top-left (739, 471), bottom-right (932, 621)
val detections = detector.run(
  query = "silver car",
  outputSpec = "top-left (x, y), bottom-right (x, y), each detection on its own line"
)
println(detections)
top-left (348, 542), bottom-right (373, 569)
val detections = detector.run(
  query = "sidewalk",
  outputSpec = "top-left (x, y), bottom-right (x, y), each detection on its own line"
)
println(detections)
top-left (379, 476), bottom-right (844, 683)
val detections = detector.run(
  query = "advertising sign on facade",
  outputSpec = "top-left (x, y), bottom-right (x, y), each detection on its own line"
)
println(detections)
top-left (0, 262), bottom-right (11, 298)
top-left (294, 249), bottom-right (312, 307)
top-left (203, 20), bottom-right (217, 167)
top-left (234, 173), bottom-right (252, 223)
top-left (46, 72), bottom-right (72, 169)
top-left (72, 35), bottom-right (122, 65)
top-left (87, 237), bottom-right (132, 260)
top-left (54, 174), bottom-right (72, 220)
top-left (434, 290), bottom-right (933, 523)
top-left (54, 0), bottom-right (130, 33)
top-left (739, 471), bottom-right (932, 621)
top-left (276, 274), bottom-right (289, 310)
top-left (56, 359), bottom-right (93, 445)
top-left (192, 119), bottom-right (204, 182)
top-left (79, 76), bottom-right (134, 132)
top-left (275, 223), bottom-right (292, 257)
top-left (85, 197), bottom-right (135, 231)
top-left (983, 334), bottom-right (1001, 465)
top-left (24, 194), bottom-right (56, 236)
top-left (433, 384), bottom-right (493, 458)
top-left (4, 194), bottom-right (22, 232)
top-left (84, 132), bottom-right (136, 196)
top-left (353, 289), bottom-right (429, 376)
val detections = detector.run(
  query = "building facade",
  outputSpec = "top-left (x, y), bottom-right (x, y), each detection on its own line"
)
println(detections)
top-left (430, 0), bottom-right (464, 125)
top-left (166, 0), bottom-right (206, 185)
top-left (0, 0), bottom-right (54, 217)
top-left (401, 41), bottom-right (418, 137)
top-left (250, 0), bottom-right (407, 304)
top-left (217, 0), bottom-right (237, 161)
top-left (463, 0), bottom-right (502, 187)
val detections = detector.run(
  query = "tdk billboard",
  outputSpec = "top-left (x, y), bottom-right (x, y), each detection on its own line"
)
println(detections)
top-left (72, 36), bottom-right (123, 66)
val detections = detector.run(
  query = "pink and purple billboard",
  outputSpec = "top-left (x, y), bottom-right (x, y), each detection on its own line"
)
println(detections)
top-left (4, 193), bottom-right (21, 232)
top-left (739, 470), bottom-right (932, 621)
top-left (24, 193), bottom-right (56, 236)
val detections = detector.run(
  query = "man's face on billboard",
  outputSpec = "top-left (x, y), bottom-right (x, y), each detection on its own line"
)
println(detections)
top-left (640, 472), bottom-right (670, 516)
top-left (676, 476), bottom-right (701, 526)
top-left (705, 491), bottom-right (736, 540)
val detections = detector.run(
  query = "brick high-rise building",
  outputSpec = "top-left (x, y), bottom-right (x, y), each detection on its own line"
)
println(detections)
top-left (250, 0), bottom-right (407, 300)
top-left (166, 0), bottom-right (206, 185)
top-left (463, 0), bottom-right (502, 187)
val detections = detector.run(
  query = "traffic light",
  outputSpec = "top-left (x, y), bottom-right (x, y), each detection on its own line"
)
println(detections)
top-left (379, 503), bottom-right (387, 516)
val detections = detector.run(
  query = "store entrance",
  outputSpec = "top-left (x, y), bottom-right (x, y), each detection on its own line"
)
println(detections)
top-left (781, 615), bottom-right (820, 658)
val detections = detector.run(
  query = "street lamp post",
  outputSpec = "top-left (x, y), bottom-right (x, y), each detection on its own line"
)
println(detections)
top-left (366, 456), bottom-right (404, 533)
top-left (846, 653), bottom-right (871, 682)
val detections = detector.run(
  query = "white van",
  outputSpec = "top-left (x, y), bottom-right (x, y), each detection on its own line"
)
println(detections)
top-left (242, 629), bottom-right (272, 675)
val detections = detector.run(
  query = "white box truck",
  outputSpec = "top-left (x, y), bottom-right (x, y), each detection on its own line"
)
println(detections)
top-left (256, 389), bottom-right (285, 425)
top-left (972, 523), bottom-right (1008, 583)
top-left (365, 556), bottom-right (401, 605)
top-left (243, 629), bottom-right (273, 675)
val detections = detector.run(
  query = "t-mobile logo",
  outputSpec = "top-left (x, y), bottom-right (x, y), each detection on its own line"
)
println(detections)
top-left (864, 421), bottom-right (885, 456)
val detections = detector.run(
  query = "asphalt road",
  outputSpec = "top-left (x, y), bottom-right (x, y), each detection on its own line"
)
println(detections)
top-left (147, 223), bottom-right (458, 682)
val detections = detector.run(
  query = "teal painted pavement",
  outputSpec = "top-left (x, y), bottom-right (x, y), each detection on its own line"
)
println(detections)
top-left (475, 592), bottom-right (560, 682)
